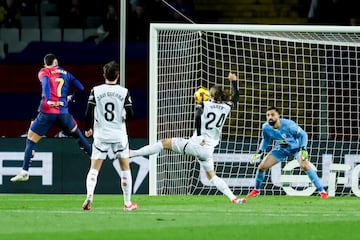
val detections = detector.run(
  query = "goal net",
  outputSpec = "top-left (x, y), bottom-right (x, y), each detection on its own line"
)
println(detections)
top-left (148, 24), bottom-right (360, 197)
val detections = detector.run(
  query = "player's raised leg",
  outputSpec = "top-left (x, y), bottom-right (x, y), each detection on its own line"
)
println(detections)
top-left (130, 138), bottom-right (174, 157)
top-left (130, 140), bottom-right (164, 157)
top-left (10, 139), bottom-right (35, 182)
top-left (70, 127), bottom-right (92, 156)
top-left (11, 128), bottom-right (43, 182)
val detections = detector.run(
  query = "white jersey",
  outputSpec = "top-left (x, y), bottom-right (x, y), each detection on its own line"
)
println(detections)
top-left (195, 100), bottom-right (231, 147)
top-left (90, 84), bottom-right (129, 143)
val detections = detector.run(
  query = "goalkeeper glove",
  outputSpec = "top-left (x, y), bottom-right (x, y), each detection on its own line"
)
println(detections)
top-left (300, 148), bottom-right (309, 161)
top-left (250, 151), bottom-right (263, 164)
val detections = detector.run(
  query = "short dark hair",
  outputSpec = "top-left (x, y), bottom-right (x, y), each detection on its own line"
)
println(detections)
top-left (103, 61), bottom-right (120, 81)
top-left (43, 53), bottom-right (57, 66)
top-left (267, 106), bottom-right (280, 114)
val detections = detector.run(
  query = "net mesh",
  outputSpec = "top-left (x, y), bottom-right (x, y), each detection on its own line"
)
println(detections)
top-left (152, 26), bottom-right (360, 196)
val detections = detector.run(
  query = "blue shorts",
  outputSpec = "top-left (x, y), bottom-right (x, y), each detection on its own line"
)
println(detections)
top-left (30, 112), bottom-right (77, 136)
top-left (270, 147), bottom-right (299, 163)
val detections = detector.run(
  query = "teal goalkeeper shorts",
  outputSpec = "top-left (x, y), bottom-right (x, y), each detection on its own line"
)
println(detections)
top-left (270, 147), bottom-right (300, 162)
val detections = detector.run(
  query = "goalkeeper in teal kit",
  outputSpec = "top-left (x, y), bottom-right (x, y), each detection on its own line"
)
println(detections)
top-left (247, 106), bottom-right (328, 199)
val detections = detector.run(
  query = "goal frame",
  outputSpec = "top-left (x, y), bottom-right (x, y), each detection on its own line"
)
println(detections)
top-left (148, 23), bottom-right (360, 196)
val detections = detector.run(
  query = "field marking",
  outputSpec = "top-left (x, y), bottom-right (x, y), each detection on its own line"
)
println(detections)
top-left (1, 209), bottom-right (360, 218)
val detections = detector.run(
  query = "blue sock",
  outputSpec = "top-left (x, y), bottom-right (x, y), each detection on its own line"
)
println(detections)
top-left (306, 169), bottom-right (324, 192)
top-left (22, 139), bottom-right (36, 171)
top-left (255, 170), bottom-right (265, 190)
top-left (72, 128), bottom-right (92, 156)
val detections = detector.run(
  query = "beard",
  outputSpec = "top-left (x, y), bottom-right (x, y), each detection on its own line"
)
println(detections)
top-left (268, 119), bottom-right (277, 126)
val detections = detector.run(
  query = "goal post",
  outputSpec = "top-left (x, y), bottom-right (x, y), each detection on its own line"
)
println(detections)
top-left (149, 25), bottom-right (158, 196)
top-left (149, 23), bottom-right (360, 197)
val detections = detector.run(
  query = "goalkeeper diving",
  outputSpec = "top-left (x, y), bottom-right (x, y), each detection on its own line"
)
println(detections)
top-left (247, 106), bottom-right (328, 199)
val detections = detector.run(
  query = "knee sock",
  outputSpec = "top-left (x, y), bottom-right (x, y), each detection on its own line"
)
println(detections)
top-left (254, 170), bottom-right (266, 190)
top-left (86, 169), bottom-right (98, 201)
top-left (120, 170), bottom-right (133, 206)
top-left (22, 139), bottom-right (36, 171)
top-left (130, 141), bottom-right (163, 157)
top-left (72, 128), bottom-right (92, 156)
top-left (210, 175), bottom-right (237, 202)
top-left (305, 169), bottom-right (324, 192)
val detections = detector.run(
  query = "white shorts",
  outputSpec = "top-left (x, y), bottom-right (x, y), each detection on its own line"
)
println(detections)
top-left (171, 136), bottom-right (215, 172)
top-left (91, 138), bottom-right (129, 160)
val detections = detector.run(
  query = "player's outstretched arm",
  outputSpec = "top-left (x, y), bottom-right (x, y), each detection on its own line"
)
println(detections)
top-left (194, 105), bottom-right (203, 136)
top-left (228, 73), bottom-right (239, 105)
top-left (228, 72), bottom-right (237, 81)
top-left (84, 89), bottom-right (95, 134)
top-left (124, 92), bottom-right (134, 119)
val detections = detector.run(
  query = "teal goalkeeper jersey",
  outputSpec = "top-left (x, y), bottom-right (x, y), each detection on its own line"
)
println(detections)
top-left (258, 118), bottom-right (308, 152)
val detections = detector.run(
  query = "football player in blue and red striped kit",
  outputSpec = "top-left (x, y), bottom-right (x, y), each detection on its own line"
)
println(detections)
top-left (11, 53), bottom-right (92, 182)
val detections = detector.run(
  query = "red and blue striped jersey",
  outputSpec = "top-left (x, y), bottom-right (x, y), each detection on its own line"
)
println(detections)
top-left (38, 66), bottom-right (84, 114)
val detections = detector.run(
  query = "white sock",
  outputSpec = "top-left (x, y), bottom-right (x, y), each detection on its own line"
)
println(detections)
top-left (86, 169), bottom-right (98, 201)
top-left (120, 170), bottom-right (132, 206)
top-left (20, 169), bottom-right (28, 175)
top-left (210, 175), bottom-right (237, 202)
top-left (131, 141), bottom-right (163, 157)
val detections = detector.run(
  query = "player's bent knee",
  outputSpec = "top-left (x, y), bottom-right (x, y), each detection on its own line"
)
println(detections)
top-left (28, 130), bottom-right (42, 143)
top-left (119, 159), bottom-right (130, 170)
top-left (300, 163), bottom-right (310, 171)
top-left (257, 162), bottom-right (268, 172)
top-left (70, 125), bottom-right (78, 133)
top-left (205, 170), bottom-right (216, 180)
top-left (298, 160), bottom-right (310, 171)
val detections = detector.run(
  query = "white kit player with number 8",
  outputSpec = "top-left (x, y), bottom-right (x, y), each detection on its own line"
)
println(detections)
top-left (82, 61), bottom-right (138, 211)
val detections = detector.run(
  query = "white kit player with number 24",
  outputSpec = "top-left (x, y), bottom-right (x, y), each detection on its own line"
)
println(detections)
top-left (130, 72), bottom-right (246, 204)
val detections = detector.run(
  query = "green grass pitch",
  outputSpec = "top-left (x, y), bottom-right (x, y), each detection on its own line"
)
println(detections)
top-left (0, 194), bottom-right (359, 240)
